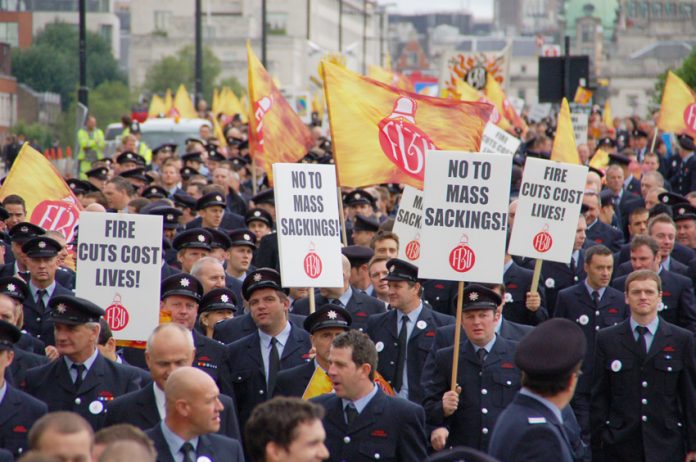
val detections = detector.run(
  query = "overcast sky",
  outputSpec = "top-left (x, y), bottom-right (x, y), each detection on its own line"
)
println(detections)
top-left (381, 0), bottom-right (494, 19)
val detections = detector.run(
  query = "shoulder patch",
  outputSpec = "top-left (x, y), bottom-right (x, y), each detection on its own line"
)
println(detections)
top-left (528, 417), bottom-right (547, 424)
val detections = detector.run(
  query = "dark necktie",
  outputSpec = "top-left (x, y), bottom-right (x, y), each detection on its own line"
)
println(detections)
top-left (477, 347), bottom-right (488, 364)
top-left (180, 442), bottom-right (195, 462)
top-left (36, 289), bottom-right (47, 313)
top-left (345, 403), bottom-right (358, 426)
top-left (268, 337), bottom-right (280, 394)
top-left (393, 316), bottom-right (409, 392)
top-left (331, 298), bottom-right (344, 307)
top-left (72, 363), bottom-right (86, 391)
top-left (636, 326), bottom-right (649, 357)
top-left (592, 290), bottom-right (600, 309)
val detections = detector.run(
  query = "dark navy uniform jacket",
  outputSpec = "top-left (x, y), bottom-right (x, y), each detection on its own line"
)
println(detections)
top-left (489, 392), bottom-right (576, 462)
top-left (213, 312), bottom-right (306, 345)
top-left (670, 153), bottom-right (696, 196)
top-left (0, 385), bottom-right (47, 458)
top-left (503, 262), bottom-right (548, 326)
top-left (612, 270), bottom-right (696, 333)
top-left (15, 332), bottom-right (45, 355)
top-left (312, 387), bottom-right (428, 462)
top-left (146, 423), bottom-right (244, 462)
top-left (585, 220), bottom-right (624, 253)
top-left (293, 290), bottom-right (386, 331)
top-left (21, 282), bottom-right (73, 346)
top-left (423, 337), bottom-right (521, 450)
top-left (615, 241), bottom-right (695, 267)
top-left (591, 319), bottom-right (696, 462)
top-left (105, 383), bottom-right (241, 441)
top-left (365, 305), bottom-right (454, 404)
top-left (273, 360), bottom-right (316, 398)
top-left (422, 279), bottom-right (459, 316)
top-left (23, 351), bottom-right (142, 429)
top-left (184, 211), bottom-right (245, 232)
top-left (217, 325), bottom-right (311, 432)
top-left (553, 283), bottom-right (628, 395)
top-left (6, 348), bottom-right (49, 388)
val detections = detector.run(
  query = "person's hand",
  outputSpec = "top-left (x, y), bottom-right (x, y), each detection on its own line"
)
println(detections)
top-left (442, 386), bottom-right (461, 417)
top-left (307, 346), bottom-right (317, 359)
top-left (431, 427), bottom-right (449, 451)
top-left (525, 291), bottom-right (541, 312)
top-left (684, 451), bottom-right (696, 462)
top-left (45, 345), bottom-right (59, 360)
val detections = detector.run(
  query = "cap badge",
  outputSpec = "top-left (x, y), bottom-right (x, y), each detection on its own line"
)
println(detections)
top-left (679, 208), bottom-right (686, 215)
top-left (197, 235), bottom-right (206, 242)
top-left (327, 310), bottom-right (337, 319)
top-left (244, 234), bottom-right (251, 241)
top-left (469, 292), bottom-right (479, 301)
top-left (355, 193), bottom-right (361, 199)
top-left (20, 226), bottom-right (28, 233)
top-left (221, 294), bottom-right (229, 303)
top-left (6, 283), bottom-right (15, 292)
top-left (56, 303), bottom-right (67, 314)
top-left (611, 360), bottom-right (622, 372)
top-left (254, 211), bottom-right (261, 217)
top-left (180, 278), bottom-right (190, 287)
top-left (389, 265), bottom-right (396, 272)
top-left (167, 214), bottom-right (174, 221)
top-left (662, 196), bottom-right (669, 203)
top-left (253, 273), bottom-right (263, 282)
top-left (38, 241), bottom-right (46, 248)
top-left (215, 195), bottom-right (222, 201)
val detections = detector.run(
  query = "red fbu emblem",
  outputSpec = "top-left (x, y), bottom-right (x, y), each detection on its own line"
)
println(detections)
top-left (104, 293), bottom-right (129, 331)
top-left (303, 243), bottom-right (323, 279)
top-left (30, 199), bottom-right (80, 245)
top-left (532, 224), bottom-right (553, 253)
top-left (405, 235), bottom-right (421, 261)
top-left (684, 103), bottom-right (696, 132)
top-left (449, 235), bottom-right (475, 273)
top-left (253, 96), bottom-right (273, 152)
top-left (378, 96), bottom-right (438, 181)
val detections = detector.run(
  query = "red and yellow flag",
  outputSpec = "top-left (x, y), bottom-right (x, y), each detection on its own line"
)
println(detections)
top-left (368, 65), bottom-right (415, 92)
top-left (574, 86), bottom-right (593, 105)
top-left (455, 78), bottom-right (512, 131)
top-left (589, 147), bottom-right (610, 170)
top-left (302, 366), bottom-right (395, 400)
top-left (322, 61), bottom-right (492, 189)
top-left (603, 100), bottom-right (614, 130)
top-left (0, 143), bottom-right (82, 247)
top-left (247, 42), bottom-right (313, 183)
top-left (484, 74), bottom-right (527, 135)
top-left (657, 71), bottom-right (696, 135)
top-left (551, 98), bottom-right (580, 165)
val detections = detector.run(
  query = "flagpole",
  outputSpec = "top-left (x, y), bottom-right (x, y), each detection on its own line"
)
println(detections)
top-left (309, 289), bottom-right (316, 314)
top-left (650, 127), bottom-right (659, 153)
top-left (450, 281), bottom-right (464, 391)
top-left (530, 259), bottom-right (543, 292)
top-left (337, 186), bottom-right (348, 246)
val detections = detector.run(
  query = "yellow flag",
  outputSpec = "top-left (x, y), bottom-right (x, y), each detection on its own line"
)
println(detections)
top-left (247, 42), bottom-right (313, 182)
top-left (589, 147), bottom-right (610, 170)
top-left (657, 71), bottom-right (696, 134)
top-left (212, 116), bottom-right (228, 148)
top-left (302, 367), bottom-right (334, 400)
top-left (574, 86), bottom-right (593, 105)
top-left (367, 65), bottom-right (414, 92)
top-left (603, 101), bottom-right (614, 129)
top-left (551, 98), bottom-right (580, 164)
top-left (0, 144), bottom-right (82, 245)
top-left (163, 89), bottom-right (173, 114)
top-left (456, 78), bottom-right (512, 131)
top-left (147, 95), bottom-right (166, 118)
top-left (484, 74), bottom-right (526, 134)
top-left (212, 88), bottom-right (221, 115)
top-left (173, 84), bottom-right (197, 119)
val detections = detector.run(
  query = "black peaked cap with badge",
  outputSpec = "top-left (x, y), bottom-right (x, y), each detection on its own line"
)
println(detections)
top-left (181, 152), bottom-right (203, 163)
top-left (173, 192), bottom-right (197, 210)
top-left (251, 188), bottom-right (275, 206)
top-left (245, 208), bottom-right (273, 227)
top-left (116, 151), bottom-right (146, 166)
top-left (658, 191), bottom-right (688, 207)
top-left (199, 287), bottom-right (238, 314)
top-left (149, 206), bottom-right (182, 229)
top-left (227, 228), bottom-right (256, 248)
top-left (353, 214), bottom-right (380, 232)
top-left (120, 167), bottom-right (152, 183)
top-left (0, 275), bottom-right (28, 302)
top-left (142, 185), bottom-right (169, 199)
top-left (86, 166), bottom-right (109, 181)
top-left (303, 303), bottom-right (352, 333)
top-left (608, 153), bottom-right (631, 167)
top-left (161, 273), bottom-right (203, 302)
top-left (383, 258), bottom-right (419, 283)
top-left (0, 319), bottom-right (21, 349)
top-left (49, 295), bottom-right (105, 325)
top-left (180, 167), bottom-right (199, 180)
top-left (67, 179), bottom-right (98, 195)
top-left (9, 222), bottom-right (45, 243)
top-left (341, 245), bottom-right (374, 266)
top-left (344, 189), bottom-right (374, 206)
top-left (515, 318), bottom-right (586, 378)
top-left (206, 227), bottom-right (232, 250)
top-left (461, 284), bottom-right (501, 311)
top-left (22, 236), bottom-right (62, 258)
top-left (672, 202), bottom-right (696, 222)
top-left (172, 228), bottom-right (212, 251)
top-left (242, 268), bottom-right (285, 301)
top-left (196, 192), bottom-right (227, 211)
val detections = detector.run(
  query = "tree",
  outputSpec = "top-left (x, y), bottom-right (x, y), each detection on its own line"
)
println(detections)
top-left (143, 45), bottom-right (221, 103)
top-left (89, 81), bottom-right (133, 128)
top-left (653, 48), bottom-right (696, 109)
top-left (218, 76), bottom-right (246, 98)
top-left (12, 22), bottom-right (125, 110)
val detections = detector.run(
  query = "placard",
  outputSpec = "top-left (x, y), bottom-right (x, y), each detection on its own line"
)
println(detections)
top-left (570, 111), bottom-right (589, 145)
top-left (480, 123), bottom-right (521, 156)
top-left (75, 212), bottom-right (162, 341)
top-left (508, 157), bottom-right (588, 263)
top-left (419, 151), bottom-right (512, 283)
top-left (393, 185), bottom-right (423, 264)
top-left (528, 103), bottom-right (552, 122)
top-left (273, 163), bottom-right (343, 287)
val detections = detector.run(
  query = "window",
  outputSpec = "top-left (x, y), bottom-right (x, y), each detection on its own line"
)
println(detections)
top-left (651, 2), bottom-right (663, 18)
top-left (680, 3), bottom-right (692, 18)
top-left (0, 22), bottom-right (18, 47)
top-left (627, 0), bottom-right (638, 17)
top-left (640, 1), bottom-right (649, 17)
top-left (154, 11), bottom-right (172, 31)
top-left (267, 12), bottom-right (287, 36)
top-left (665, 2), bottom-right (676, 16)
top-left (581, 24), bottom-right (593, 42)
top-left (99, 24), bottom-right (112, 46)
top-left (520, 64), bottom-right (527, 74)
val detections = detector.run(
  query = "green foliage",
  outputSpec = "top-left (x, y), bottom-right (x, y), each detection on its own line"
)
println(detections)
top-left (11, 22), bottom-right (125, 111)
top-left (89, 80), bottom-right (133, 128)
top-left (143, 45), bottom-right (222, 103)
top-left (654, 47), bottom-right (696, 109)
top-left (218, 77), bottom-right (246, 97)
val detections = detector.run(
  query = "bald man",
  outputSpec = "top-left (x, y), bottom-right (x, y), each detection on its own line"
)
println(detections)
top-left (292, 255), bottom-right (386, 330)
top-left (146, 367), bottom-right (244, 462)
top-left (105, 324), bottom-right (240, 440)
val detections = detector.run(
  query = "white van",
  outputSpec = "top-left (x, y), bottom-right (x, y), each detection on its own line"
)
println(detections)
top-left (140, 118), bottom-right (213, 153)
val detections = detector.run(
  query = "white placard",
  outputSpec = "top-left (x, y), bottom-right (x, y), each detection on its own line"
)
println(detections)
top-left (393, 185), bottom-right (423, 264)
top-left (273, 163), bottom-right (343, 287)
top-left (528, 103), bottom-right (552, 122)
top-left (75, 212), bottom-right (162, 341)
top-left (508, 96), bottom-right (525, 116)
top-left (480, 123), bottom-right (521, 156)
top-left (508, 157), bottom-right (588, 263)
top-left (419, 150), bottom-right (512, 283)
top-left (571, 111), bottom-right (589, 145)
